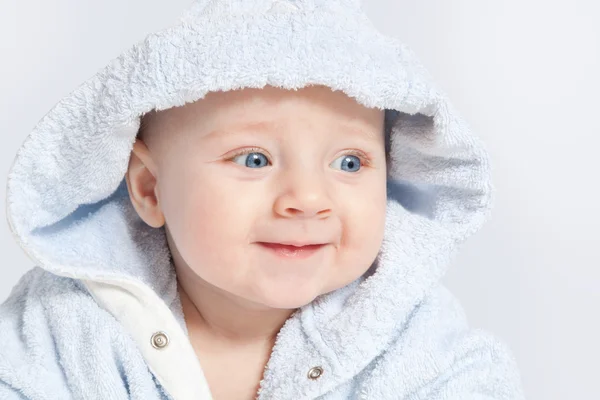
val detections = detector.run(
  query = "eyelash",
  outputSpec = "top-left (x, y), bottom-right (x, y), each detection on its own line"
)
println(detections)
top-left (225, 147), bottom-right (373, 168)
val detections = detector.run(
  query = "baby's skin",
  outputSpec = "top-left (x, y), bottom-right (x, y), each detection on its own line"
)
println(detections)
top-left (125, 84), bottom-right (386, 399)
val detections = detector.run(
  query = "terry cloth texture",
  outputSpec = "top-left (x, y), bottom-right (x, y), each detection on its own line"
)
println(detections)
top-left (1, 0), bottom-right (526, 399)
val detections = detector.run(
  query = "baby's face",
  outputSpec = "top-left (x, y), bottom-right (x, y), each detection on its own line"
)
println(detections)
top-left (129, 84), bottom-right (387, 310)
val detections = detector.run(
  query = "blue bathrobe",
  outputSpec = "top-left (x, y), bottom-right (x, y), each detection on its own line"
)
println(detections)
top-left (0, 0), bottom-right (526, 399)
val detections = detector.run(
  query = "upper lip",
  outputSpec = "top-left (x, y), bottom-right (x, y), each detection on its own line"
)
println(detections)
top-left (259, 241), bottom-right (327, 247)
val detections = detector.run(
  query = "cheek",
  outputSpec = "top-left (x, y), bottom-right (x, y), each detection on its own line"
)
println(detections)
top-left (324, 176), bottom-right (387, 291)
top-left (345, 172), bottom-right (388, 246)
top-left (161, 169), bottom-right (264, 284)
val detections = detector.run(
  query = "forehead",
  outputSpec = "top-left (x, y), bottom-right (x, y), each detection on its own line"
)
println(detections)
top-left (142, 85), bottom-right (385, 144)
top-left (204, 115), bottom-right (382, 142)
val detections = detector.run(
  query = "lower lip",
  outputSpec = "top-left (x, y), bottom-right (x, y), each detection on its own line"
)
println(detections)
top-left (257, 243), bottom-right (326, 259)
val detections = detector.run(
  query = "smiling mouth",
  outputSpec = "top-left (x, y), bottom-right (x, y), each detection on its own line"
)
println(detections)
top-left (257, 242), bottom-right (326, 259)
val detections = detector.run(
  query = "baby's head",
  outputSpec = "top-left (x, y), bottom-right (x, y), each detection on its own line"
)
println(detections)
top-left (126, 84), bottom-right (390, 311)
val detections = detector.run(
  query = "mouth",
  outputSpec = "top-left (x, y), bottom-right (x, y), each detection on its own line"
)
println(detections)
top-left (257, 242), bottom-right (326, 259)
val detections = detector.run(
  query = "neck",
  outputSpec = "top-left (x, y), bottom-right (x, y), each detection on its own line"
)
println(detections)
top-left (176, 269), bottom-right (296, 347)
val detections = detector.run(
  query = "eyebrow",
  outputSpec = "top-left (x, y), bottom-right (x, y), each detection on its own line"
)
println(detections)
top-left (204, 119), bottom-right (378, 141)
top-left (203, 120), bottom-right (279, 140)
top-left (341, 121), bottom-right (378, 140)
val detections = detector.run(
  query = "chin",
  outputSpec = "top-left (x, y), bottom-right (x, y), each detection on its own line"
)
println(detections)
top-left (249, 285), bottom-right (322, 310)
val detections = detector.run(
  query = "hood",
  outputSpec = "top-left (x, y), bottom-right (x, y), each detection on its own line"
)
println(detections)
top-left (5, 0), bottom-right (495, 397)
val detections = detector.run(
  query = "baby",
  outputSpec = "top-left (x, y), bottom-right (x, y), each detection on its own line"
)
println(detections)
top-left (126, 85), bottom-right (389, 397)
top-left (1, 1), bottom-right (526, 399)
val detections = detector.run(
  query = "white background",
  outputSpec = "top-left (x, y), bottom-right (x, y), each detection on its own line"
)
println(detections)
top-left (1, 1), bottom-right (598, 399)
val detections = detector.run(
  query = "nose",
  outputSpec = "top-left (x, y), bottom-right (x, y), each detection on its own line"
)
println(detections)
top-left (273, 168), bottom-right (333, 219)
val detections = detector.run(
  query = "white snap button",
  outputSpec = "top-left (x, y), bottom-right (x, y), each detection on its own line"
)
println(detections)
top-left (307, 366), bottom-right (323, 380)
top-left (151, 331), bottom-right (169, 349)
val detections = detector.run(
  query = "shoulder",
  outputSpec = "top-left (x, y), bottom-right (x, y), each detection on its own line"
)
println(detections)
top-left (362, 284), bottom-right (526, 400)
top-left (0, 267), bottom-right (146, 400)
top-left (0, 268), bottom-right (86, 398)
top-left (2, 266), bottom-right (91, 308)
top-left (0, 266), bottom-right (101, 332)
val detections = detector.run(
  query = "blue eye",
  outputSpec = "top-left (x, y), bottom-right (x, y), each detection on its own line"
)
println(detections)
top-left (229, 149), bottom-right (368, 172)
top-left (232, 151), bottom-right (270, 168)
top-left (330, 154), bottom-right (362, 172)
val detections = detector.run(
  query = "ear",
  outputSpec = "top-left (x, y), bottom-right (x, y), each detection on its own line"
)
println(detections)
top-left (125, 139), bottom-right (166, 228)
